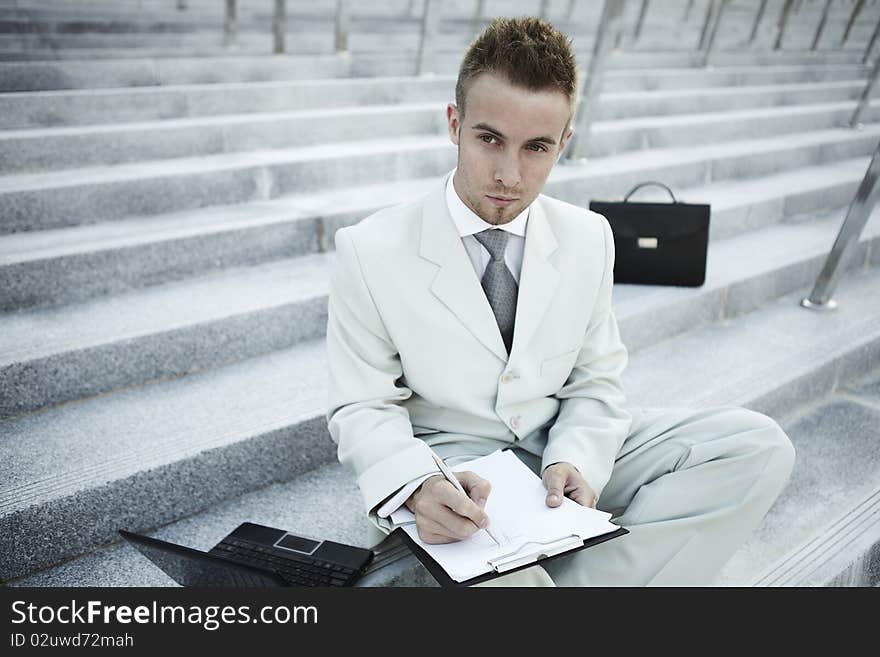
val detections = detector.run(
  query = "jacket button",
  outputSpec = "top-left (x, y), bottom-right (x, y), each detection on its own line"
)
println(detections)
top-left (510, 415), bottom-right (521, 429)
top-left (501, 373), bottom-right (513, 384)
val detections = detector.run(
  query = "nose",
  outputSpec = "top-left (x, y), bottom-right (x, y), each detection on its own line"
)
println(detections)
top-left (494, 152), bottom-right (521, 191)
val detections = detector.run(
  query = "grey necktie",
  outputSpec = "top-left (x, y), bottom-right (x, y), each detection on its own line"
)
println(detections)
top-left (473, 229), bottom-right (518, 354)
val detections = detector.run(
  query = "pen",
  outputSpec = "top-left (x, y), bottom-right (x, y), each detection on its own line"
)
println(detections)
top-left (430, 452), bottom-right (501, 547)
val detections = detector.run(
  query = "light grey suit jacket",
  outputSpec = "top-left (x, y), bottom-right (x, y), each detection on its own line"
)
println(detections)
top-left (326, 177), bottom-right (632, 534)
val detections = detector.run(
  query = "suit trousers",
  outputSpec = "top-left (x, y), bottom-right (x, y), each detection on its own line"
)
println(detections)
top-left (472, 405), bottom-right (796, 587)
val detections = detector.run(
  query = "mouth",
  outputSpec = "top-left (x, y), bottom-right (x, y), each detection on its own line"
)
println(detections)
top-left (486, 195), bottom-right (518, 208)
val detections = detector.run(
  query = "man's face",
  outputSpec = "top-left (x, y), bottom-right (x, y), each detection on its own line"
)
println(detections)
top-left (447, 72), bottom-right (573, 226)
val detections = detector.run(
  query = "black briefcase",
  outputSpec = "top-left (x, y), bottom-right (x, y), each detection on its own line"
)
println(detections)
top-left (589, 181), bottom-right (710, 287)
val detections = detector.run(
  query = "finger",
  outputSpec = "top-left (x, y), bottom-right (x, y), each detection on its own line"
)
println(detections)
top-left (564, 477), bottom-right (597, 508)
top-left (434, 480), bottom-right (490, 529)
top-left (567, 486), bottom-right (592, 507)
top-left (427, 502), bottom-right (484, 540)
top-left (418, 530), bottom-right (458, 545)
top-left (414, 492), bottom-right (484, 540)
top-left (416, 514), bottom-right (465, 543)
top-left (543, 467), bottom-right (567, 507)
top-left (455, 470), bottom-right (492, 507)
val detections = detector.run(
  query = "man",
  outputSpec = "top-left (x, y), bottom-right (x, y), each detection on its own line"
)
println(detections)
top-left (326, 17), bottom-right (795, 586)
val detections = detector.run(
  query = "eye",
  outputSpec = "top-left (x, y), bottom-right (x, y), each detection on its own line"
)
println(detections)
top-left (527, 143), bottom-right (548, 152)
top-left (479, 134), bottom-right (500, 145)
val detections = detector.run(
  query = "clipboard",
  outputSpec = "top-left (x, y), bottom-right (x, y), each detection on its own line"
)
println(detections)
top-left (393, 525), bottom-right (629, 587)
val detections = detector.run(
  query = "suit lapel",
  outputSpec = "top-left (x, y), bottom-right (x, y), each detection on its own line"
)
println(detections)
top-left (420, 182), bottom-right (509, 363)
top-left (510, 198), bottom-right (560, 361)
top-left (419, 182), bottom-right (561, 364)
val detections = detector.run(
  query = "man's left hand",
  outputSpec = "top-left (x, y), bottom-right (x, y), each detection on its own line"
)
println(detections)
top-left (542, 462), bottom-right (597, 509)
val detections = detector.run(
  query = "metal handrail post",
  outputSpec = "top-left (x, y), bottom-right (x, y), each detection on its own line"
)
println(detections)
top-left (416, 0), bottom-right (441, 75)
top-left (801, 140), bottom-right (880, 310)
top-left (774, 0), bottom-right (794, 51)
top-left (540, 0), bottom-right (551, 20)
top-left (273, 0), bottom-right (286, 54)
top-left (224, 0), bottom-right (237, 48)
top-left (863, 16), bottom-right (880, 64)
top-left (811, 0), bottom-right (833, 51)
top-left (474, 0), bottom-right (486, 23)
top-left (633, 0), bottom-right (649, 40)
top-left (682, 0), bottom-right (694, 23)
top-left (335, 0), bottom-right (350, 53)
top-left (698, 0), bottom-right (717, 51)
top-left (564, 0), bottom-right (625, 163)
top-left (850, 54), bottom-right (880, 127)
top-left (699, 0), bottom-right (727, 67)
top-left (748, 0), bottom-right (768, 45)
top-left (841, 0), bottom-right (866, 47)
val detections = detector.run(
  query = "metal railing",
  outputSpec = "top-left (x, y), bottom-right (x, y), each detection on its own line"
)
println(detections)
top-left (273, 0), bottom-right (285, 54)
top-left (748, 0), bottom-right (769, 44)
top-left (802, 51), bottom-right (880, 311)
top-left (774, 0), bottom-right (796, 50)
top-left (842, 0), bottom-right (867, 47)
top-left (206, 0), bottom-right (880, 64)
top-left (416, 0), bottom-right (441, 76)
top-left (564, 0), bottom-right (625, 162)
top-left (699, 0), bottom-right (728, 66)
top-left (335, 0), bottom-right (351, 53)
top-left (811, 0), bottom-right (833, 51)
top-left (182, 1), bottom-right (880, 306)
top-left (633, 0), bottom-right (650, 41)
top-left (224, 0), bottom-right (236, 48)
top-left (801, 141), bottom-right (880, 310)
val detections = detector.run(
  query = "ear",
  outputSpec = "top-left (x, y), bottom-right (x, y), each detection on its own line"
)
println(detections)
top-left (558, 125), bottom-right (574, 159)
top-left (446, 103), bottom-right (461, 146)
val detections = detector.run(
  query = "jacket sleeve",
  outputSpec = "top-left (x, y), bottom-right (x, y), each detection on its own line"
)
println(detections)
top-left (325, 227), bottom-right (440, 531)
top-left (540, 216), bottom-right (632, 499)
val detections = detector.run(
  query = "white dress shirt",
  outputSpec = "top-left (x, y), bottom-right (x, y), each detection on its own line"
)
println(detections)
top-left (375, 171), bottom-right (531, 520)
top-left (445, 169), bottom-right (529, 285)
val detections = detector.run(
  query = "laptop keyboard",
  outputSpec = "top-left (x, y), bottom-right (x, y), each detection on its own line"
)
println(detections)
top-left (214, 537), bottom-right (357, 587)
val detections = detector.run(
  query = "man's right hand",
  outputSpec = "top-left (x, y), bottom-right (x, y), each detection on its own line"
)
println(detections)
top-left (404, 471), bottom-right (492, 544)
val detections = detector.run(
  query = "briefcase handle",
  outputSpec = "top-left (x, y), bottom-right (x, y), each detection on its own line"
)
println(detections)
top-left (623, 181), bottom-right (679, 204)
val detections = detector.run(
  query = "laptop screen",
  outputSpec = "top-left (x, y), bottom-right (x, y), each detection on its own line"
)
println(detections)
top-left (119, 530), bottom-right (285, 588)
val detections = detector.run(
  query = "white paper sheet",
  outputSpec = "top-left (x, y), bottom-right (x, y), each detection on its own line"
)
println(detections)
top-left (398, 450), bottom-right (621, 582)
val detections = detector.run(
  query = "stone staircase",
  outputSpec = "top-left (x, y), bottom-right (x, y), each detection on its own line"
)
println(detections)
top-left (2, 1), bottom-right (880, 586)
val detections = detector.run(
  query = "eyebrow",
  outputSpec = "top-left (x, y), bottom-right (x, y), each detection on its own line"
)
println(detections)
top-left (470, 122), bottom-right (557, 146)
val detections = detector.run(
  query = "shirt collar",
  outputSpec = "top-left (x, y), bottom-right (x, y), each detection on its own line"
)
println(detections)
top-left (445, 169), bottom-right (529, 238)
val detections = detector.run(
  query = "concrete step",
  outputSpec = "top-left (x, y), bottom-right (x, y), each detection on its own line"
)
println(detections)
top-left (589, 100), bottom-right (880, 158)
top-left (600, 79), bottom-right (868, 120)
top-left (0, 75), bottom-right (457, 129)
top-left (20, 16), bottom-right (869, 61)
top-left (7, 261), bottom-right (880, 586)
top-left (2, 122), bottom-right (878, 234)
top-left (354, 48), bottom-right (870, 77)
top-left (0, 134), bottom-right (456, 233)
top-left (0, 102), bottom-right (448, 173)
top-left (547, 124), bottom-right (880, 207)
top-left (0, 154), bottom-right (869, 312)
top-left (2, 65), bottom-right (868, 130)
top-left (0, 49), bottom-right (868, 92)
top-left (0, 25), bottom-right (485, 58)
top-left (0, 250), bottom-right (331, 419)
top-left (1, 200), bottom-right (877, 496)
top-left (6, 94), bottom-right (876, 174)
top-left (717, 367), bottom-right (880, 587)
top-left (0, 0), bottom-right (581, 23)
top-left (601, 64), bottom-right (871, 93)
top-left (0, 52), bottom-right (353, 92)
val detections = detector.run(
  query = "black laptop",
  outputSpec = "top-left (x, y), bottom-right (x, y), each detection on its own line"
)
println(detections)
top-left (120, 522), bottom-right (376, 587)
